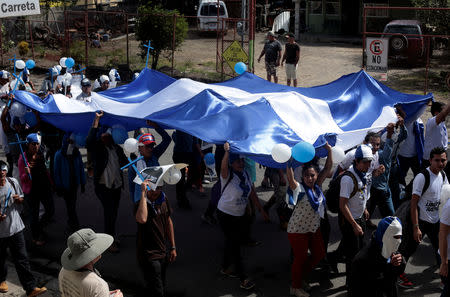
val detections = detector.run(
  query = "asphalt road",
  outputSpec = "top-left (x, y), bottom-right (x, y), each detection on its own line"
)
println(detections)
top-left (1, 129), bottom-right (444, 297)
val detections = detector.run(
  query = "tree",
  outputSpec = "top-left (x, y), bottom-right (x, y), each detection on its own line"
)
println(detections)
top-left (135, 3), bottom-right (188, 69)
top-left (412, 0), bottom-right (449, 34)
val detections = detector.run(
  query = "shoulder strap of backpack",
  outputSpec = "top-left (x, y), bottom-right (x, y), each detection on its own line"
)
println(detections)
top-left (221, 170), bottom-right (234, 195)
top-left (6, 177), bottom-right (17, 194)
top-left (422, 169), bottom-right (431, 195)
top-left (343, 171), bottom-right (359, 199)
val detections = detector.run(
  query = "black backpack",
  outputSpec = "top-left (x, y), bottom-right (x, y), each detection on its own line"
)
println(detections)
top-left (402, 169), bottom-right (446, 202)
top-left (325, 171), bottom-right (358, 213)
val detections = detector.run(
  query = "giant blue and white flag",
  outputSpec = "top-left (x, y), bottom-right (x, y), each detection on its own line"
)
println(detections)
top-left (13, 68), bottom-right (432, 167)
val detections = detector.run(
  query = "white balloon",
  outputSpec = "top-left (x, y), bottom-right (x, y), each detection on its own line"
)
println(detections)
top-left (59, 57), bottom-right (67, 68)
top-left (271, 143), bottom-right (291, 163)
top-left (163, 166), bottom-right (182, 185)
top-left (331, 146), bottom-right (346, 164)
top-left (124, 138), bottom-right (138, 154)
top-left (440, 184), bottom-right (450, 216)
top-left (15, 60), bottom-right (25, 70)
top-left (10, 102), bottom-right (27, 118)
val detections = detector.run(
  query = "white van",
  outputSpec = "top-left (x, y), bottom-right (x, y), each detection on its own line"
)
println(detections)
top-left (197, 0), bottom-right (228, 32)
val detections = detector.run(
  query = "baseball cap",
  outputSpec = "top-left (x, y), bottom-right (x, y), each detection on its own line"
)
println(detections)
top-left (0, 71), bottom-right (10, 79)
top-left (81, 78), bottom-right (91, 87)
top-left (285, 32), bottom-right (295, 38)
top-left (229, 153), bottom-right (244, 164)
top-left (267, 31), bottom-right (275, 37)
top-left (99, 75), bottom-right (109, 84)
top-left (26, 133), bottom-right (41, 144)
top-left (354, 144), bottom-right (373, 161)
top-left (138, 133), bottom-right (156, 146)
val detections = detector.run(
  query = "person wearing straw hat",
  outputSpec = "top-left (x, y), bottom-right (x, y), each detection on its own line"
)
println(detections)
top-left (0, 160), bottom-right (47, 297)
top-left (59, 228), bottom-right (123, 297)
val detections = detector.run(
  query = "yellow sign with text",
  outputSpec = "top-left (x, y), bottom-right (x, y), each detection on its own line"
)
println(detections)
top-left (222, 40), bottom-right (248, 73)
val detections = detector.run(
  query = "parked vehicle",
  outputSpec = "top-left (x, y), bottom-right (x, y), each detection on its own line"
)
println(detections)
top-left (382, 20), bottom-right (430, 65)
top-left (197, 0), bottom-right (228, 32)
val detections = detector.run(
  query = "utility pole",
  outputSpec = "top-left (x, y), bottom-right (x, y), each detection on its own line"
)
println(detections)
top-left (293, 0), bottom-right (300, 40)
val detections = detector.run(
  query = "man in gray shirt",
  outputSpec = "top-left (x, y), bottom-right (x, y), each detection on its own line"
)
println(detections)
top-left (0, 160), bottom-right (47, 297)
top-left (257, 31), bottom-right (282, 83)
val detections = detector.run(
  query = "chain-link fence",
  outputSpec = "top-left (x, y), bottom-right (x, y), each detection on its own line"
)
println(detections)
top-left (0, 9), bottom-right (252, 82)
top-left (362, 6), bottom-right (450, 96)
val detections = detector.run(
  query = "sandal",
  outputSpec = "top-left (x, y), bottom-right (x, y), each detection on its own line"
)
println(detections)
top-left (240, 279), bottom-right (255, 290)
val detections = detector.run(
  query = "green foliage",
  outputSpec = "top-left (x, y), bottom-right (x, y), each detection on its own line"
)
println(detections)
top-left (411, 0), bottom-right (449, 34)
top-left (1, 25), bottom-right (14, 52)
top-left (135, 3), bottom-right (188, 69)
top-left (17, 41), bottom-right (29, 56)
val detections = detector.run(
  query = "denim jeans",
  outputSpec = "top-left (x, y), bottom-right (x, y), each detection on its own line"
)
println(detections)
top-left (139, 257), bottom-right (167, 297)
top-left (0, 231), bottom-right (36, 293)
top-left (368, 187), bottom-right (395, 218)
top-left (94, 184), bottom-right (121, 237)
top-left (217, 209), bottom-right (247, 281)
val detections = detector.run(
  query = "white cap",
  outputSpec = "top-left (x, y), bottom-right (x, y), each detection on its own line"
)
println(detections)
top-left (354, 144), bottom-right (373, 161)
top-left (0, 71), bottom-right (10, 79)
top-left (99, 75), bottom-right (109, 84)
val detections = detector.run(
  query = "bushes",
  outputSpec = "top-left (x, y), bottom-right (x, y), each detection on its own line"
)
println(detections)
top-left (136, 3), bottom-right (188, 69)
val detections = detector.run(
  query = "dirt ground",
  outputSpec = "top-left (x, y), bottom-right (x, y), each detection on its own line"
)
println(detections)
top-left (3, 29), bottom-right (449, 103)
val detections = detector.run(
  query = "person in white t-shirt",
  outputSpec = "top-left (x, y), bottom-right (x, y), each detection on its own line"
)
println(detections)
top-left (423, 102), bottom-right (450, 168)
top-left (216, 142), bottom-right (267, 291)
top-left (439, 198), bottom-right (450, 296)
top-left (398, 146), bottom-right (449, 288)
top-left (339, 144), bottom-right (373, 286)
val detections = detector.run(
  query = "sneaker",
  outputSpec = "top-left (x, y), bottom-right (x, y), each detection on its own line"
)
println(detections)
top-left (398, 273), bottom-right (414, 288)
top-left (240, 279), bottom-right (255, 290)
top-left (201, 214), bottom-right (217, 225)
top-left (244, 239), bottom-right (262, 247)
top-left (0, 281), bottom-right (8, 293)
top-left (27, 287), bottom-right (47, 297)
top-left (301, 280), bottom-right (311, 292)
top-left (290, 287), bottom-right (310, 297)
top-left (220, 267), bottom-right (238, 278)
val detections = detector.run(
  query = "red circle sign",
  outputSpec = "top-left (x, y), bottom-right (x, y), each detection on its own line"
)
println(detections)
top-left (369, 40), bottom-right (384, 55)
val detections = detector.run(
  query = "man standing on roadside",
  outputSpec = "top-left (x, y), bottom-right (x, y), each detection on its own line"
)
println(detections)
top-left (257, 31), bottom-right (282, 83)
top-left (281, 33), bottom-right (300, 87)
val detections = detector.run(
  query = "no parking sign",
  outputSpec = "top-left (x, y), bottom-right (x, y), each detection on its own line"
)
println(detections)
top-left (366, 38), bottom-right (388, 72)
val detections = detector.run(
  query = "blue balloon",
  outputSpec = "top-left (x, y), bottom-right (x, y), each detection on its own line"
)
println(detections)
top-left (74, 133), bottom-right (87, 147)
top-left (234, 62), bottom-right (247, 75)
top-left (204, 153), bottom-right (215, 165)
top-left (25, 59), bottom-right (35, 70)
top-left (65, 57), bottom-right (75, 69)
top-left (24, 111), bottom-right (37, 127)
top-left (291, 141), bottom-right (315, 163)
top-left (112, 127), bottom-right (128, 144)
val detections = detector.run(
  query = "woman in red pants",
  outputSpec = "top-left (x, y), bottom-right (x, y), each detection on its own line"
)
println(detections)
top-left (286, 143), bottom-right (332, 297)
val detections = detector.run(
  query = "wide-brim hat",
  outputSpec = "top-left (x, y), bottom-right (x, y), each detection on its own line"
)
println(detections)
top-left (61, 228), bottom-right (113, 271)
